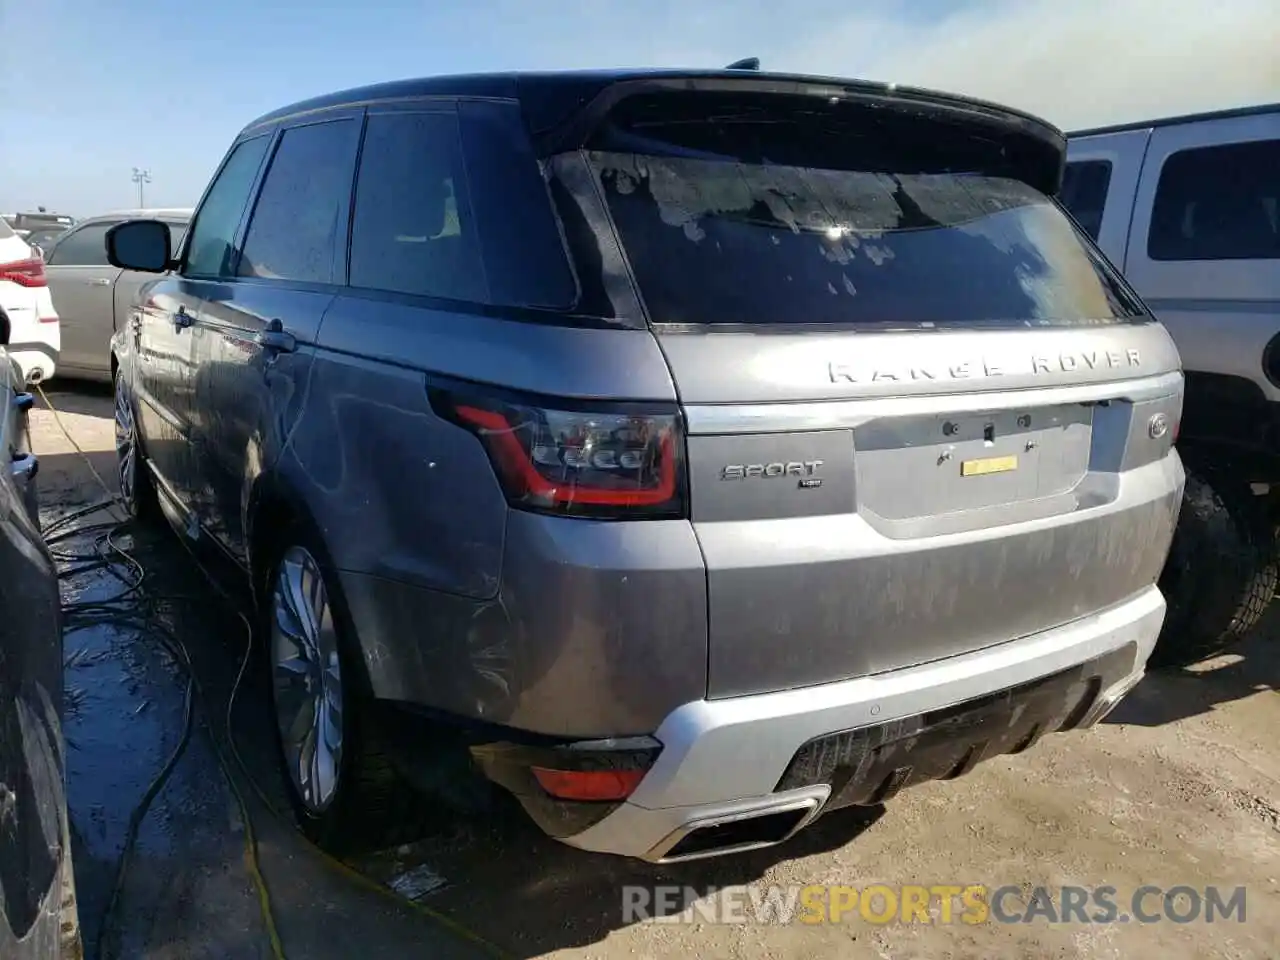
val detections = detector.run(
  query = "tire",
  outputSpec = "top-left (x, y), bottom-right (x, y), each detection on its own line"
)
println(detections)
top-left (113, 371), bottom-right (160, 523)
top-left (1152, 466), bottom-right (1278, 667)
top-left (263, 525), bottom-right (432, 854)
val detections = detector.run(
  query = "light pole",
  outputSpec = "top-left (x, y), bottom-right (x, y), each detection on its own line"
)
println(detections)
top-left (131, 167), bottom-right (152, 208)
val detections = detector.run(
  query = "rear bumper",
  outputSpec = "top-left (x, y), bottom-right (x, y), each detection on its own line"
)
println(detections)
top-left (7, 338), bottom-right (59, 384)
top-left (560, 585), bottom-right (1165, 861)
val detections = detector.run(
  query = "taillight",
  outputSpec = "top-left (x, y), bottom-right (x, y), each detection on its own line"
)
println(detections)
top-left (432, 389), bottom-right (686, 519)
top-left (0, 256), bottom-right (47, 287)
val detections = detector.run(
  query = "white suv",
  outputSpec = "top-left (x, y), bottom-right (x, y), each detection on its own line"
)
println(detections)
top-left (0, 217), bottom-right (60, 383)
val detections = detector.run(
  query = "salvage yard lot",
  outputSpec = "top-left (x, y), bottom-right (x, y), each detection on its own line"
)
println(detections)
top-left (34, 384), bottom-right (1280, 959)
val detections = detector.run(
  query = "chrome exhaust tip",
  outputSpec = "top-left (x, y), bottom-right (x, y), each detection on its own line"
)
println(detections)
top-left (1078, 671), bottom-right (1145, 728)
top-left (646, 789), bottom-right (828, 863)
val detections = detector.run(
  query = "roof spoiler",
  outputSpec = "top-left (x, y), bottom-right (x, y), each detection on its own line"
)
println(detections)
top-left (529, 73), bottom-right (1067, 195)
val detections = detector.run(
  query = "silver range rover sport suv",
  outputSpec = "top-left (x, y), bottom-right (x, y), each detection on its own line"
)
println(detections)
top-left (105, 68), bottom-right (1185, 862)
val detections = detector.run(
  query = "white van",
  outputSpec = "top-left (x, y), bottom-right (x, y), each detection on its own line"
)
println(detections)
top-left (1066, 104), bottom-right (1280, 665)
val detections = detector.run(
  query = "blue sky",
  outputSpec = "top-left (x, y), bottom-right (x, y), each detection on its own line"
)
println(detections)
top-left (2, 0), bottom-right (1276, 215)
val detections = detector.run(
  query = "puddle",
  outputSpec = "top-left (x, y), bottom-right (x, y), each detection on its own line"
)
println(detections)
top-left (50, 510), bottom-right (496, 960)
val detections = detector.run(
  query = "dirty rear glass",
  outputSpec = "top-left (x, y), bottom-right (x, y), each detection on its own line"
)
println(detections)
top-left (592, 150), bottom-right (1144, 329)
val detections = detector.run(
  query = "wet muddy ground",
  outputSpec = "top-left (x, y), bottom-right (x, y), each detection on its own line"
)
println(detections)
top-left (33, 384), bottom-right (1280, 960)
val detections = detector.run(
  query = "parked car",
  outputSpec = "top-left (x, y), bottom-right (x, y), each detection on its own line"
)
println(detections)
top-left (43, 210), bottom-right (191, 382)
top-left (1, 214), bottom-right (74, 241)
top-left (108, 68), bottom-right (1185, 862)
top-left (1064, 103), bottom-right (1280, 665)
top-left (0, 218), bottom-right (60, 384)
top-left (0, 331), bottom-right (74, 957)
top-left (23, 226), bottom-right (69, 258)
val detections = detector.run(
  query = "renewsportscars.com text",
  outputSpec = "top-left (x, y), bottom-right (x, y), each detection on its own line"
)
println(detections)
top-left (622, 884), bottom-right (1248, 926)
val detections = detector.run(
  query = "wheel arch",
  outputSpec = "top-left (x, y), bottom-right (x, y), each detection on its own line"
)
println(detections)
top-left (1179, 371), bottom-right (1280, 481)
top-left (247, 468), bottom-right (383, 706)
top-left (245, 470), bottom-right (328, 606)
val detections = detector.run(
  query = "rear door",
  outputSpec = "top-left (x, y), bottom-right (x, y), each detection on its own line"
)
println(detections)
top-left (575, 88), bottom-right (1183, 697)
top-left (189, 114), bottom-right (359, 561)
top-left (43, 220), bottom-right (123, 372)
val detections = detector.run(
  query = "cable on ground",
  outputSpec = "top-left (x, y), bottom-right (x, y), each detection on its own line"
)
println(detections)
top-left (38, 386), bottom-right (510, 960)
top-left (37, 386), bottom-right (286, 960)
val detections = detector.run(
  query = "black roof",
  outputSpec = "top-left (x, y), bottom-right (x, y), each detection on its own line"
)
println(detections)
top-left (1069, 101), bottom-right (1279, 138)
top-left (241, 67), bottom-right (1063, 142)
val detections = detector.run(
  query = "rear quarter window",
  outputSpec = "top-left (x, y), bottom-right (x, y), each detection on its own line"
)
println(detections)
top-left (349, 111), bottom-right (487, 303)
top-left (347, 102), bottom-right (577, 310)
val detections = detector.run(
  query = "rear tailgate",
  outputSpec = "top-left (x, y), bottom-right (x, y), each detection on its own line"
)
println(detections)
top-left (669, 325), bottom-right (1181, 697)
top-left (569, 82), bottom-right (1184, 698)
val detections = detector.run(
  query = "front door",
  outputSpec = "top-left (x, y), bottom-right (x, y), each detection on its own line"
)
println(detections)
top-left (132, 278), bottom-right (203, 519)
top-left (190, 115), bottom-right (360, 562)
top-left (43, 220), bottom-right (122, 373)
top-left (136, 134), bottom-right (272, 524)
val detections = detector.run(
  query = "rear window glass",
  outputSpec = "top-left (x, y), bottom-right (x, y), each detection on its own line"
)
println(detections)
top-left (0, 219), bottom-right (13, 239)
top-left (595, 153), bottom-right (1143, 328)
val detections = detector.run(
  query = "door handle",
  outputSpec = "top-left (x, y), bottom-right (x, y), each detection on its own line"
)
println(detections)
top-left (174, 306), bottom-right (194, 329)
top-left (256, 320), bottom-right (296, 355)
top-left (89, 277), bottom-right (112, 287)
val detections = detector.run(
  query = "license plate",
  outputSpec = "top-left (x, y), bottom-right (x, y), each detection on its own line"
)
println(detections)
top-left (961, 454), bottom-right (1018, 477)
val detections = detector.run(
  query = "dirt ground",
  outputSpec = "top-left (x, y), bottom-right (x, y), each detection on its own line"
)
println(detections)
top-left (32, 383), bottom-right (1280, 960)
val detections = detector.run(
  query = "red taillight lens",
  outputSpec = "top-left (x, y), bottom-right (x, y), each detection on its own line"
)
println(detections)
top-left (433, 390), bottom-right (686, 519)
top-left (0, 256), bottom-right (47, 287)
top-left (530, 767), bottom-right (646, 801)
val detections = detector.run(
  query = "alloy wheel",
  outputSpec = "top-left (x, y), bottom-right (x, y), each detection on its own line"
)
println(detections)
top-left (113, 376), bottom-right (137, 507)
top-left (271, 545), bottom-right (345, 814)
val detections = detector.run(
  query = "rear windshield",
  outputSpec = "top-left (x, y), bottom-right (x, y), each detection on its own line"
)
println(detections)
top-left (593, 154), bottom-right (1144, 329)
top-left (0, 218), bottom-right (13, 239)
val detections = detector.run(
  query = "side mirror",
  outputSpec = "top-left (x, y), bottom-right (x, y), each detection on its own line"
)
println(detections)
top-left (106, 219), bottom-right (172, 273)
top-left (30, 243), bottom-right (44, 260)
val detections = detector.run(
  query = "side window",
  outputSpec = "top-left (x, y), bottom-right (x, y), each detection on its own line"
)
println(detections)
top-left (184, 136), bottom-right (271, 279)
top-left (239, 120), bottom-right (360, 283)
top-left (1148, 139), bottom-right (1280, 261)
top-left (349, 111), bottom-right (487, 302)
top-left (1059, 160), bottom-right (1112, 242)
top-left (45, 222), bottom-right (116, 267)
